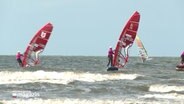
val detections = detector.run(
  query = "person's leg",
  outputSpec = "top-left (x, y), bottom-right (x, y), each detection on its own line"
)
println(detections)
top-left (181, 55), bottom-right (184, 64)
top-left (107, 57), bottom-right (111, 67)
top-left (110, 56), bottom-right (113, 66)
top-left (17, 59), bottom-right (23, 67)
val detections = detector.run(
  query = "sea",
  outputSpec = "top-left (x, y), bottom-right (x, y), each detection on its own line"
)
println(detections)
top-left (0, 55), bottom-right (184, 104)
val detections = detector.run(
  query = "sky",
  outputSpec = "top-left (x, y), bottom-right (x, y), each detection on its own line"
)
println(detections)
top-left (0, 0), bottom-right (184, 56)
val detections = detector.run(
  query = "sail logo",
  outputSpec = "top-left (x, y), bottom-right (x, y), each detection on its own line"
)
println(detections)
top-left (119, 40), bottom-right (126, 46)
top-left (41, 31), bottom-right (46, 38)
top-left (130, 23), bottom-right (133, 30)
top-left (125, 34), bottom-right (133, 42)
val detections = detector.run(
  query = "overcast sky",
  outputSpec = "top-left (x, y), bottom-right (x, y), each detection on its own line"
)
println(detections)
top-left (0, 0), bottom-right (184, 56)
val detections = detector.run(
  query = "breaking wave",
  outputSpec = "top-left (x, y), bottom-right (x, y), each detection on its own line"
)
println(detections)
top-left (149, 84), bottom-right (184, 93)
top-left (0, 71), bottom-right (141, 84)
top-left (1, 98), bottom-right (183, 104)
top-left (141, 93), bottom-right (184, 100)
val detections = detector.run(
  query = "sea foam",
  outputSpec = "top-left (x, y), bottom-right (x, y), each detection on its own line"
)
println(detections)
top-left (2, 98), bottom-right (184, 104)
top-left (141, 93), bottom-right (184, 100)
top-left (0, 71), bottom-right (140, 84)
top-left (149, 84), bottom-right (184, 93)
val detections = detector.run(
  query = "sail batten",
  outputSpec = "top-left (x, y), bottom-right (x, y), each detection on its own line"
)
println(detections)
top-left (126, 29), bottom-right (137, 33)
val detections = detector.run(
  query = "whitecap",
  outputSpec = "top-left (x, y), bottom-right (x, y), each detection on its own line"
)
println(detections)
top-left (0, 71), bottom-right (141, 84)
top-left (149, 84), bottom-right (184, 93)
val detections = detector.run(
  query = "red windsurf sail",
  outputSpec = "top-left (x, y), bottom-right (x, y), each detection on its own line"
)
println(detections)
top-left (22, 23), bottom-right (53, 67)
top-left (113, 11), bottom-right (140, 68)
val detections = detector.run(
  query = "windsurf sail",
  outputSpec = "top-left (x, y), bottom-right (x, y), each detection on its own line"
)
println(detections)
top-left (113, 11), bottom-right (140, 68)
top-left (22, 23), bottom-right (53, 67)
top-left (135, 35), bottom-right (149, 62)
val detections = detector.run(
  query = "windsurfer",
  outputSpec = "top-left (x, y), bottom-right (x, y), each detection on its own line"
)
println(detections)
top-left (16, 51), bottom-right (23, 67)
top-left (176, 51), bottom-right (184, 69)
top-left (107, 46), bottom-right (114, 67)
top-left (180, 51), bottom-right (184, 64)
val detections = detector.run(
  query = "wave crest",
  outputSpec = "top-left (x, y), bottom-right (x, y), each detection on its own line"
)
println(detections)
top-left (2, 98), bottom-right (183, 104)
top-left (149, 84), bottom-right (184, 93)
top-left (141, 93), bottom-right (184, 100)
top-left (0, 71), bottom-right (140, 84)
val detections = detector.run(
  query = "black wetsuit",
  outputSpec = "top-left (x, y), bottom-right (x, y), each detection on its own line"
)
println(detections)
top-left (107, 55), bottom-right (113, 67)
top-left (181, 54), bottom-right (184, 64)
top-left (17, 58), bottom-right (22, 64)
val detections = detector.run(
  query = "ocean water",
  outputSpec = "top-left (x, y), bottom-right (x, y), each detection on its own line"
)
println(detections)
top-left (0, 55), bottom-right (184, 104)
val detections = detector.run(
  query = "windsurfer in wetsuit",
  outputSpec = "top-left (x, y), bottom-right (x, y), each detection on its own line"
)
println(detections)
top-left (16, 51), bottom-right (23, 67)
top-left (180, 51), bottom-right (184, 64)
top-left (107, 46), bottom-right (114, 67)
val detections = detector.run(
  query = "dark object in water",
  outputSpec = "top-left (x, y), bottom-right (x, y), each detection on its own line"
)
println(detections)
top-left (176, 64), bottom-right (184, 71)
top-left (107, 66), bottom-right (118, 71)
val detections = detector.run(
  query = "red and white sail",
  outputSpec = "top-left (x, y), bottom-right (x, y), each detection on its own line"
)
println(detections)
top-left (113, 11), bottom-right (140, 68)
top-left (22, 23), bottom-right (53, 67)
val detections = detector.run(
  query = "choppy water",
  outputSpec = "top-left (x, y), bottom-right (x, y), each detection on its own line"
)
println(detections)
top-left (0, 55), bottom-right (184, 104)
